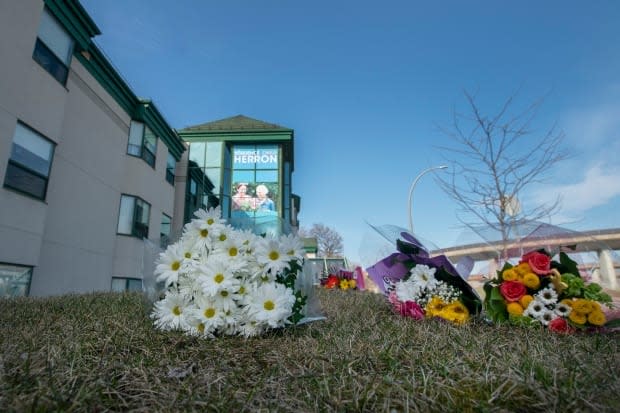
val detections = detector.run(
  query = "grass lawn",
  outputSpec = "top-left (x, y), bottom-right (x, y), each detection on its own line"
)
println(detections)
top-left (1, 288), bottom-right (618, 412)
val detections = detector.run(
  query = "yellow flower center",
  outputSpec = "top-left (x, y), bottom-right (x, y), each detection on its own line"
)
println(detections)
top-left (269, 251), bottom-right (279, 261)
top-left (197, 323), bottom-right (205, 333)
top-left (172, 306), bottom-right (181, 316)
top-left (204, 308), bottom-right (216, 318)
top-left (264, 300), bottom-right (275, 311)
top-left (220, 291), bottom-right (229, 297)
top-left (229, 247), bottom-right (238, 257)
top-left (238, 286), bottom-right (245, 294)
top-left (200, 229), bottom-right (208, 237)
top-left (184, 252), bottom-right (192, 258)
top-left (214, 273), bottom-right (224, 283)
top-left (171, 261), bottom-right (181, 271)
top-left (219, 234), bottom-right (227, 241)
top-left (207, 218), bottom-right (214, 225)
top-left (287, 250), bottom-right (294, 256)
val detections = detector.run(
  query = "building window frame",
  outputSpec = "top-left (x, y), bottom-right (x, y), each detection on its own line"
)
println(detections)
top-left (117, 194), bottom-right (151, 239)
top-left (127, 121), bottom-right (157, 168)
top-left (3, 122), bottom-right (55, 200)
top-left (32, 7), bottom-right (74, 85)
top-left (0, 263), bottom-right (33, 297)
top-left (160, 213), bottom-right (171, 248)
top-left (111, 276), bottom-right (143, 292)
top-left (166, 152), bottom-right (175, 185)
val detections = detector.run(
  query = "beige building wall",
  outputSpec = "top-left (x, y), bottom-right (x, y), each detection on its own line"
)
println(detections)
top-left (0, 0), bottom-right (183, 296)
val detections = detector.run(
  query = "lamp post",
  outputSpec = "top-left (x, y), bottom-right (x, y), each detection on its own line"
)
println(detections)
top-left (408, 165), bottom-right (448, 233)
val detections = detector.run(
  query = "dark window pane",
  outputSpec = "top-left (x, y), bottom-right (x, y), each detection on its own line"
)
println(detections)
top-left (32, 39), bottom-right (68, 84)
top-left (4, 162), bottom-right (48, 199)
top-left (11, 144), bottom-right (51, 176)
top-left (127, 143), bottom-right (142, 157)
top-left (127, 279), bottom-right (143, 291)
top-left (166, 169), bottom-right (174, 185)
top-left (142, 148), bottom-right (155, 167)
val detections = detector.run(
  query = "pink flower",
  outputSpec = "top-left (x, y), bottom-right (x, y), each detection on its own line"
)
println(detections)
top-left (399, 300), bottom-right (425, 320)
top-left (499, 281), bottom-right (527, 302)
top-left (520, 251), bottom-right (551, 275)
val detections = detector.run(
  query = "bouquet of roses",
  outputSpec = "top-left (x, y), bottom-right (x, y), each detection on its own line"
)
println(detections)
top-left (367, 232), bottom-right (482, 325)
top-left (150, 207), bottom-right (315, 338)
top-left (483, 249), bottom-right (618, 333)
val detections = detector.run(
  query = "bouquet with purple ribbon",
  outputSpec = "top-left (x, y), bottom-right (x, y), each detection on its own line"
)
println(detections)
top-left (366, 231), bottom-right (482, 325)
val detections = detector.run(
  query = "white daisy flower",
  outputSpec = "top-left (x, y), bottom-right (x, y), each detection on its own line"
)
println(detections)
top-left (238, 314), bottom-right (267, 337)
top-left (196, 258), bottom-right (241, 296)
top-left (409, 265), bottom-right (439, 291)
top-left (255, 236), bottom-right (290, 274)
top-left (154, 244), bottom-right (185, 286)
top-left (536, 286), bottom-right (558, 306)
top-left (191, 295), bottom-right (226, 333)
top-left (211, 232), bottom-right (247, 262)
top-left (151, 292), bottom-right (191, 331)
top-left (525, 299), bottom-right (546, 319)
top-left (537, 309), bottom-right (555, 326)
top-left (395, 279), bottom-right (421, 302)
top-left (213, 288), bottom-right (240, 313)
top-left (193, 207), bottom-right (226, 233)
top-left (279, 233), bottom-right (305, 262)
top-left (245, 283), bottom-right (296, 328)
top-left (554, 303), bottom-right (572, 317)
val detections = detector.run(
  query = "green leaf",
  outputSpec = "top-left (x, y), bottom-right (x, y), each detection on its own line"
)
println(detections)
top-left (554, 252), bottom-right (580, 278)
top-left (604, 318), bottom-right (620, 328)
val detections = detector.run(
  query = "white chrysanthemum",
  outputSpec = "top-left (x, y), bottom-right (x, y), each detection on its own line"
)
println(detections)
top-left (255, 236), bottom-right (290, 274)
top-left (196, 258), bottom-right (241, 296)
top-left (179, 238), bottom-right (199, 261)
top-left (235, 279), bottom-right (255, 305)
top-left (191, 295), bottom-right (226, 333)
top-left (213, 288), bottom-right (241, 313)
top-left (525, 299), bottom-right (546, 319)
top-left (178, 273), bottom-right (204, 299)
top-left (554, 302), bottom-right (572, 317)
top-left (211, 232), bottom-right (247, 262)
top-left (536, 286), bottom-right (558, 306)
top-left (409, 264), bottom-right (439, 291)
top-left (395, 279), bottom-right (421, 302)
top-left (151, 292), bottom-right (191, 331)
top-left (237, 229), bottom-right (259, 255)
top-left (237, 313), bottom-right (267, 337)
top-left (537, 309), bottom-right (555, 326)
top-left (280, 233), bottom-right (305, 262)
top-left (154, 244), bottom-right (185, 286)
top-left (193, 207), bottom-right (226, 236)
top-left (246, 283), bottom-right (296, 328)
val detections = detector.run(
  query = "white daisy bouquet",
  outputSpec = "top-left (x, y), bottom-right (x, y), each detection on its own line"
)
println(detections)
top-left (483, 250), bottom-right (618, 333)
top-left (150, 207), bottom-right (317, 338)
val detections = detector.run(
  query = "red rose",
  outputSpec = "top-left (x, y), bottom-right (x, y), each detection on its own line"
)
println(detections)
top-left (324, 275), bottom-right (339, 289)
top-left (499, 281), bottom-right (527, 302)
top-left (400, 300), bottom-right (425, 320)
top-left (521, 251), bottom-right (551, 275)
top-left (548, 317), bottom-right (573, 334)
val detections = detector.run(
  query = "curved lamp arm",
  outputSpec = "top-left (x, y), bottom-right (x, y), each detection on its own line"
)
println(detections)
top-left (408, 165), bottom-right (448, 233)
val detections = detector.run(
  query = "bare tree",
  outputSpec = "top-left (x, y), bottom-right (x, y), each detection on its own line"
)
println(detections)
top-left (303, 223), bottom-right (344, 257)
top-left (437, 90), bottom-right (569, 260)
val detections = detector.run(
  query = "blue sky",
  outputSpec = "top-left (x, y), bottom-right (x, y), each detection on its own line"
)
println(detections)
top-left (80, 0), bottom-right (620, 264)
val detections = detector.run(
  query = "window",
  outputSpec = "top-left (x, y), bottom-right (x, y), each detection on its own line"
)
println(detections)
top-left (111, 277), bottom-right (142, 292)
top-left (166, 152), bottom-right (175, 185)
top-left (4, 122), bottom-right (55, 199)
top-left (0, 263), bottom-right (32, 297)
top-left (32, 8), bottom-right (74, 84)
top-left (127, 121), bottom-right (157, 167)
top-left (117, 195), bottom-right (151, 238)
top-left (160, 214), bottom-right (171, 248)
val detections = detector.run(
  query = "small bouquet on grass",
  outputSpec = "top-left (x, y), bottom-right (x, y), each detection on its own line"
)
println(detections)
top-left (150, 207), bottom-right (317, 338)
top-left (367, 232), bottom-right (482, 325)
top-left (484, 250), bottom-right (618, 333)
top-left (321, 269), bottom-right (358, 290)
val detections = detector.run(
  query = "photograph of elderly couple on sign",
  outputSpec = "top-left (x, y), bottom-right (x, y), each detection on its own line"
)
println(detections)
top-left (232, 182), bottom-right (276, 213)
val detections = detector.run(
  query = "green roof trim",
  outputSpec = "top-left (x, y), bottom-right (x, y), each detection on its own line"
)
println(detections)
top-left (44, 0), bottom-right (100, 51)
top-left (135, 100), bottom-right (185, 161)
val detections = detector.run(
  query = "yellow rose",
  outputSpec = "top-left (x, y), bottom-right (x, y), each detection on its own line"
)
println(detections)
top-left (560, 298), bottom-right (574, 308)
top-left (507, 302), bottom-right (524, 316)
top-left (502, 268), bottom-right (518, 282)
top-left (569, 311), bottom-right (587, 325)
top-left (440, 302), bottom-right (469, 324)
top-left (519, 295), bottom-right (534, 309)
top-left (587, 310), bottom-right (606, 326)
top-left (515, 262), bottom-right (532, 275)
top-left (339, 279), bottom-right (349, 290)
top-left (572, 299), bottom-right (594, 314)
top-left (522, 273), bottom-right (541, 289)
top-left (426, 296), bottom-right (446, 317)
top-left (348, 279), bottom-right (357, 289)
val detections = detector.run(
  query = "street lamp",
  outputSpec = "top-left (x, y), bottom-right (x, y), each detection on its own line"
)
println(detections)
top-left (408, 165), bottom-right (448, 233)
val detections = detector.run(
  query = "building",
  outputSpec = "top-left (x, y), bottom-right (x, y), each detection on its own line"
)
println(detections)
top-left (0, 0), bottom-right (185, 296)
top-left (175, 115), bottom-right (300, 238)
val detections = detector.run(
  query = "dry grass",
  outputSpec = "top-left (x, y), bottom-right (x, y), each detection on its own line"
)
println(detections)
top-left (1, 289), bottom-right (619, 412)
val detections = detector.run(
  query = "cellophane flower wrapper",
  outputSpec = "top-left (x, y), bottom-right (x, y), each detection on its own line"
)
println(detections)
top-left (483, 249), bottom-right (619, 333)
top-left (149, 207), bottom-right (323, 338)
top-left (366, 232), bottom-right (482, 325)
